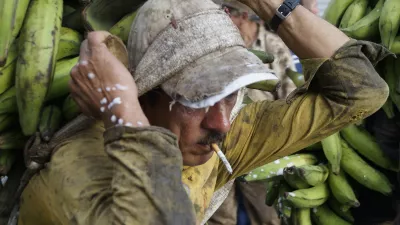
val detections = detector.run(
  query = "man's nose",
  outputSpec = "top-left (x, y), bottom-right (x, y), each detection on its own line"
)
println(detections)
top-left (201, 102), bottom-right (231, 134)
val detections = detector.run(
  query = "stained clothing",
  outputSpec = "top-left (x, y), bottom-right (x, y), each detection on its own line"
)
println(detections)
top-left (19, 40), bottom-right (390, 225)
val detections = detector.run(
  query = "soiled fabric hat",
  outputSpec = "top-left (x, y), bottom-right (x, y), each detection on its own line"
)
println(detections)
top-left (128, 0), bottom-right (277, 108)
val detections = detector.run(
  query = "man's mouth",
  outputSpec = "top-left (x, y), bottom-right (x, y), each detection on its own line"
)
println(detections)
top-left (195, 143), bottom-right (212, 154)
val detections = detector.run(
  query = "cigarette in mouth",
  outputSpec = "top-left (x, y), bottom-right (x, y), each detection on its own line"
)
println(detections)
top-left (211, 143), bottom-right (233, 174)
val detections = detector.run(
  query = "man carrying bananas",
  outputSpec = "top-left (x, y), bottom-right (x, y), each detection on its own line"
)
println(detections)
top-left (18, 0), bottom-right (391, 224)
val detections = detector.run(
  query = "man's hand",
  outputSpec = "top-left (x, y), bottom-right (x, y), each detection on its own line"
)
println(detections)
top-left (69, 31), bottom-right (149, 128)
top-left (301, 0), bottom-right (319, 15)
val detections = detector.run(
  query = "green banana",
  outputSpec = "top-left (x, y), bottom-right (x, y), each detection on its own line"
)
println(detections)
top-left (321, 132), bottom-right (342, 175)
top-left (275, 182), bottom-right (292, 223)
top-left (292, 208), bottom-right (312, 225)
top-left (265, 179), bottom-right (281, 206)
top-left (39, 105), bottom-right (63, 142)
top-left (248, 49), bottom-right (275, 64)
top-left (0, 149), bottom-right (17, 175)
top-left (109, 11), bottom-right (138, 44)
top-left (341, 139), bottom-right (393, 196)
top-left (244, 154), bottom-right (318, 182)
top-left (63, 4), bottom-right (76, 17)
top-left (0, 129), bottom-right (27, 150)
top-left (304, 142), bottom-right (322, 151)
top-left (381, 98), bottom-right (395, 119)
top-left (283, 166), bottom-right (310, 189)
top-left (0, 0), bottom-right (17, 66)
top-left (311, 204), bottom-right (351, 225)
top-left (62, 95), bottom-right (81, 121)
top-left (56, 27), bottom-right (83, 61)
top-left (286, 68), bottom-right (305, 87)
top-left (0, 114), bottom-right (18, 133)
top-left (46, 57), bottom-right (79, 101)
top-left (0, 87), bottom-right (17, 114)
top-left (296, 165), bottom-right (329, 187)
top-left (339, 0), bottom-right (369, 29)
top-left (323, 0), bottom-right (355, 26)
top-left (383, 57), bottom-right (400, 112)
top-left (327, 198), bottom-right (355, 223)
top-left (341, 124), bottom-right (398, 171)
top-left (340, 0), bottom-right (385, 40)
top-left (0, 43), bottom-right (17, 95)
top-left (11, 0), bottom-right (31, 38)
top-left (391, 36), bottom-right (400, 54)
top-left (379, 0), bottom-right (400, 49)
top-left (16, 0), bottom-right (63, 136)
top-left (284, 183), bottom-right (329, 208)
top-left (246, 80), bottom-right (281, 93)
top-left (327, 165), bottom-right (360, 208)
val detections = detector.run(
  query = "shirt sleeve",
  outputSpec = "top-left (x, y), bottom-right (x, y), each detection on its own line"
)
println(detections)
top-left (215, 39), bottom-right (392, 189)
top-left (18, 125), bottom-right (196, 225)
top-left (101, 126), bottom-right (196, 225)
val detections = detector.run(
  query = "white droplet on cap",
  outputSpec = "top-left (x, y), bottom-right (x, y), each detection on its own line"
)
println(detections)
top-left (111, 115), bottom-right (117, 122)
top-left (88, 73), bottom-right (95, 79)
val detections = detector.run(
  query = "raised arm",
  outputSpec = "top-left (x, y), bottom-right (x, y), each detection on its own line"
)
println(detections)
top-left (239, 0), bottom-right (350, 58)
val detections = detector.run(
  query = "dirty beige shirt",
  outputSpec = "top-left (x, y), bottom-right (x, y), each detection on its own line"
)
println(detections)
top-left (19, 40), bottom-right (390, 225)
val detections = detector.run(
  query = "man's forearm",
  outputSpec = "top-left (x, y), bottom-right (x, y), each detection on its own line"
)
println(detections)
top-left (247, 0), bottom-right (350, 59)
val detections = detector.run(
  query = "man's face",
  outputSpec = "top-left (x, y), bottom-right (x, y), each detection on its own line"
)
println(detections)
top-left (140, 90), bottom-right (238, 166)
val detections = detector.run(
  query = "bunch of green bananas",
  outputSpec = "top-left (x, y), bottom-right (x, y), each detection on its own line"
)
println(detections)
top-left (242, 68), bottom-right (398, 224)
top-left (324, 0), bottom-right (400, 53)
top-left (243, 129), bottom-right (395, 225)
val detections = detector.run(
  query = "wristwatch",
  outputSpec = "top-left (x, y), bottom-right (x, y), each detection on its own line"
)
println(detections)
top-left (270, 0), bottom-right (301, 32)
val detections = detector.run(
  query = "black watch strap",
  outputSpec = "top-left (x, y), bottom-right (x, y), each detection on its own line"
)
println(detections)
top-left (270, 0), bottom-right (300, 32)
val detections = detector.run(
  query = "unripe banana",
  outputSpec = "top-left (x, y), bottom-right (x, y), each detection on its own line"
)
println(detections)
top-left (292, 208), bottom-right (312, 225)
top-left (391, 36), bottom-right (400, 54)
top-left (0, 43), bottom-right (17, 95)
top-left (284, 183), bottom-right (329, 208)
top-left (0, 0), bottom-right (17, 66)
top-left (63, 4), bottom-right (76, 17)
top-left (16, 0), bottom-right (63, 136)
top-left (311, 204), bottom-right (351, 225)
top-left (11, 0), bottom-right (31, 39)
top-left (340, 0), bottom-right (385, 40)
top-left (109, 11), bottom-right (138, 44)
top-left (0, 129), bottom-right (27, 150)
top-left (341, 139), bottom-right (393, 196)
top-left (381, 98), bottom-right (395, 119)
top-left (265, 179), bottom-right (281, 206)
top-left (284, 166), bottom-right (310, 189)
top-left (244, 154), bottom-right (318, 182)
top-left (39, 105), bottom-right (63, 142)
top-left (286, 68), bottom-right (305, 87)
top-left (321, 132), bottom-right (342, 175)
top-left (379, 0), bottom-right (400, 49)
top-left (327, 198), bottom-right (355, 223)
top-left (0, 149), bottom-right (17, 176)
top-left (248, 49), bottom-right (275, 64)
top-left (297, 165), bottom-right (329, 187)
top-left (56, 27), bottom-right (83, 61)
top-left (383, 57), bottom-right (400, 112)
top-left (339, 0), bottom-right (368, 29)
top-left (323, 0), bottom-right (355, 26)
top-left (246, 80), bottom-right (281, 93)
top-left (62, 95), bottom-right (81, 122)
top-left (46, 57), bottom-right (79, 101)
top-left (0, 87), bottom-right (17, 114)
top-left (327, 165), bottom-right (359, 208)
top-left (341, 124), bottom-right (398, 171)
top-left (0, 114), bottom-right (18, 133)
top-left (304, 142), bottom-right (322, 151)
top-left (275, 182), bottom-right (292, 223)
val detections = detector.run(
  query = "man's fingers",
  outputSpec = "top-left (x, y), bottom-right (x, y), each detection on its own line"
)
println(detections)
top-left (79, 39), bottom-right (90, 64)
top-left (87, 31), bottom-right (112, 47)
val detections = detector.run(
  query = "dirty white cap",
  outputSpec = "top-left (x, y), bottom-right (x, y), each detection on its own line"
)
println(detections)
top-left (128, 0), bottom-right (277, 108)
